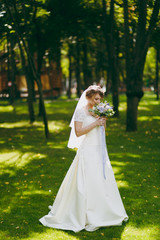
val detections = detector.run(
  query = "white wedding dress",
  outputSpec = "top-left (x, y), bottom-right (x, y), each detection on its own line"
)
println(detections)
top-left (39, 108), bottom-right (128, 232)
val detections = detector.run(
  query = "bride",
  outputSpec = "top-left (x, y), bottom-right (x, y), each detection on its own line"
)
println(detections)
top-left (39, 85), bottom-right (128, 232)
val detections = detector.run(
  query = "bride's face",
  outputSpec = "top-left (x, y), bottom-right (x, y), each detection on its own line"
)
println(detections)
top-left (88, 93), bottom-right (101, 107)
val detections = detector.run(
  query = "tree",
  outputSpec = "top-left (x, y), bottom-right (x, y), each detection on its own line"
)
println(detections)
top-left (123, 0), bottom-right (160, 131)
top-left (155, 47), bottom-right (160, 100)
top-left (102, 0), bottom-right (120, 117)
top-left (3, 0), bottom-right (49, 137)
top-left (67, 42), bottom-right (73, 99)
top-left (151, 26), bottom-right (160, 100)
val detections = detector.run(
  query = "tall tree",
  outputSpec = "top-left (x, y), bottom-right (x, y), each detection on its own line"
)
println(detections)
top-left (4, 0), bottom-right (49, 137)
top-left (151, 26), bottom-right (160, 100)
top-left (123, 0), bottom-right (160, 131)
top-left (82, 37), bottom-right (92, 88)
top-left (75, 38), bottom-right (81, 97)
top-left (155, 47), bottom-right (159, 100)
top-left (67, 42), bottom-right (73, 99)
top-left (102, 0), bottom-right (120, 117)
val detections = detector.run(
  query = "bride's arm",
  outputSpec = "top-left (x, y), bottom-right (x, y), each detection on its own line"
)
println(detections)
top-left (75, 118), bottom-right (106, 137)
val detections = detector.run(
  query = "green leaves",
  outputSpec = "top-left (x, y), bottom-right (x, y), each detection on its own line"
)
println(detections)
top-left (36, 8), bottom-right (50, 18)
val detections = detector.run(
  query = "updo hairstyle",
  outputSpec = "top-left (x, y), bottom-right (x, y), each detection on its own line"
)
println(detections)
top-left (85, 85), bottom-right (104, 99)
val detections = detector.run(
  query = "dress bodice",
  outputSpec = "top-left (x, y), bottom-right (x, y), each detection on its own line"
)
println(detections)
top-left (75, 108), bottom-right (101, 147)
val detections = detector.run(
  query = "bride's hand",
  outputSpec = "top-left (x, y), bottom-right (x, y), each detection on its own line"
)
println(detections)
top-left (95, 117), bottom-right (106, 126)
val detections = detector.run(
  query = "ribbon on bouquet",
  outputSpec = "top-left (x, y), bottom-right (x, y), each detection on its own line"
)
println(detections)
top-left (100, 125), bottom-right (108, 180)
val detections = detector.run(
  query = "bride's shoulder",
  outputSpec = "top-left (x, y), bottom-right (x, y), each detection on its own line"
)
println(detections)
top-left (74, 108), bottom-right (86, 122)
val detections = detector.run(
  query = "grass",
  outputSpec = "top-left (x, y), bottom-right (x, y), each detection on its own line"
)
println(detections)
top-left (0, 92), bottom-right (160, 240)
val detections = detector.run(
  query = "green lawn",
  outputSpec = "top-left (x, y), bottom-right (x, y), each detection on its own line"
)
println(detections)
top-left (0, 92), bottom-right (160, 240)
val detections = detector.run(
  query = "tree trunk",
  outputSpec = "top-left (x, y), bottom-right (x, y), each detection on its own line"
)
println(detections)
top-left (102, 0), bottom-right (119, 116)
top-left (155, 47), bottom-right (159, 100)
top-left (38, 97), bottom-right (43, 117)
top-left (4, 0), bottom-right (35, 123)
top-left (75, 38), bottom-right (81, 97)
top-left (110, 0), bottom-right (119, 117)
top-left (36, 36), bottom-right (45, 114)
top-left (19, 44), bottom-right (35, 123)
top-left (29, 51), bottom-right (36, 102)
top-left (36, 79), bottom-right (49, 138)
top-left (82, 38), bottom-right (92, 88)
top-left (26, 68), bottom-right (35, 123)
top-left (10, 36), bottom-right (17, 99)
top-left (67, 43), bottom-right (72, 99)
top-left (112, 88), bottom-right (119, 117)
top-left (18, 41), bottom-right (35, 123)
top-left (105, 67), bottom-right (111, 96)
top-left (123, 0), bottom-right (160, 131)
top-left (126, 65), bottom-right (144, 131)
top-left (126, 96), bottom-right (139, 131)
top-left (27, 57), bottom-right (49, 137)
top-left (7, 32), bottom-right (14, 105)
top-left (4, 0), bottom-right (49, 137)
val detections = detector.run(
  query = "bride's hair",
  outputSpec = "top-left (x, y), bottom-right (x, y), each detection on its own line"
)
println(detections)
top-left (86, 85), bottom-right (104, 99)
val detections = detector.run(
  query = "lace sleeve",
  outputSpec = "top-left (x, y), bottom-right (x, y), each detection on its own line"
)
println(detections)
top-left (74, 108), bottom-right (85, 122)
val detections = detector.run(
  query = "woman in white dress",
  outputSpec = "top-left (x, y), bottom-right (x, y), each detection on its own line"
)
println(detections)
top-left (39, 85), bottom-right (128, 232)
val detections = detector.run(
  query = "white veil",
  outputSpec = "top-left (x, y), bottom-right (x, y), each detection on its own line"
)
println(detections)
top-left (67, 90), bottom-right (88, 149)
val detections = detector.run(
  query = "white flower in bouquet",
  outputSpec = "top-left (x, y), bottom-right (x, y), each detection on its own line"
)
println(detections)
top-left (89, 101), bottom-right (115, 117)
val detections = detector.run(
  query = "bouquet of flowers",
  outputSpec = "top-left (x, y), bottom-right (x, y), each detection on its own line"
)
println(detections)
top-left (88, 100), bottom-right (115, 118)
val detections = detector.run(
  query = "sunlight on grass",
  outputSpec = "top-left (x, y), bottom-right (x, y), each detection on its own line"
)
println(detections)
top-left (152, 116), bottom-right (160, 120)
top-left (138, 116), bottom-right (160, 121)
top-left (0, 152), bottom-right (46, 166)
top-left (117, 180), bottom-right (129, 188)
top-left (16, 189), bottom-right (51, 196)
top-left (0, 151), bottom-right (46, 176)
top-left (110, 153), bottom-right (141, 159)
top-left (138, 106), bottom-right (150, 111)
top-left (148, 101), bottom-right (160, 106)
top-left (138, 116), bottom-right (151, 121)
top-left (122, 225), bottom-right (160, 240)
top-left (0, 232), bottom-right (14, 240)
top-left (48, 121), bottom-right (67, 132)
top-left (118, 101), bottom-right (127, 111)
top-left (48, 145), bottom-right (67, 149)
top-left (110, 161), bottom-right (126, 166)
top-left (0, 119), bottom-right (68, 132)
top-left (141, 100), bottom-right (160, 106)
top-left (0, 151), bottom-right (20, 163)
top-left (0, 121), bottom-right (32, 128)
top-left (0, 105), bottom-right (14, 112)
top-left (27, 229), bottom-right (80, 240)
